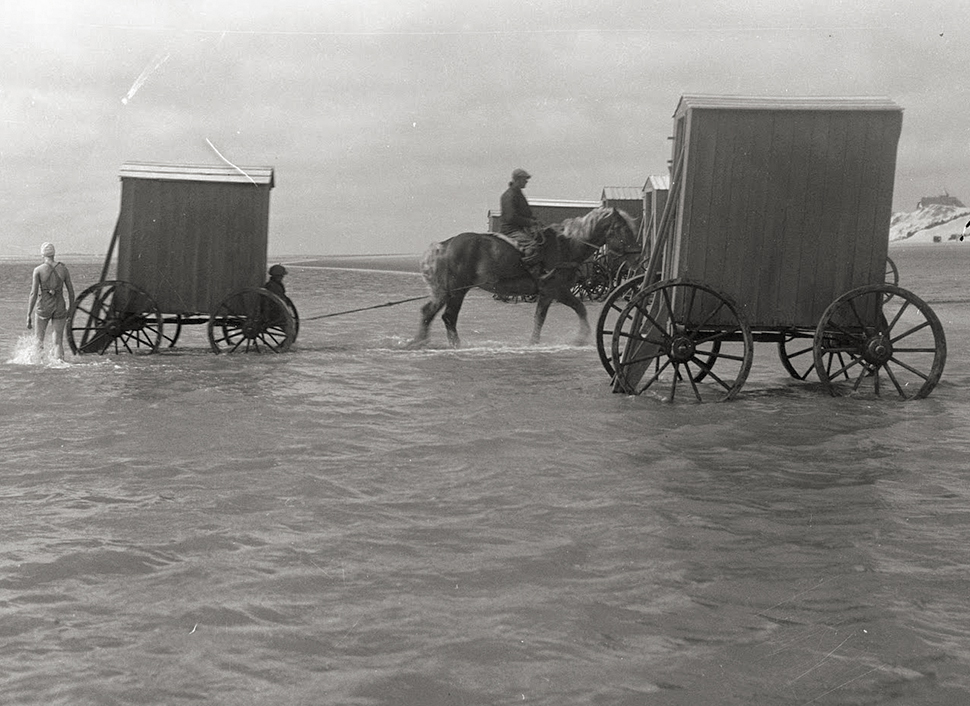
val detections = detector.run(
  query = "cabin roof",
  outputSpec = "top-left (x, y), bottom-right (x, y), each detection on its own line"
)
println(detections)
top-left (601, 186), bottom-right (642, 201)
top-left (528, 198), bottom-right (601, 208)
top-left (119, 162), bottom-right (275, 187)
top-left (643, 175), bottom-right (670, 192)
top-left (674, 94), bottom-right (902, 118)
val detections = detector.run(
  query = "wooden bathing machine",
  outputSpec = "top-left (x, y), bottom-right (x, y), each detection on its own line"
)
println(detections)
top-left (115, 162), bottom-right (275, 314)
top-left (599, 95), bottom-right (947, 401)
top-left (658, 95), bottom-right (902, 329)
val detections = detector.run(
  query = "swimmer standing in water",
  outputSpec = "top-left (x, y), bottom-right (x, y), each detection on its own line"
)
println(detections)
top-left (27, 242), bottom-right (75, 361)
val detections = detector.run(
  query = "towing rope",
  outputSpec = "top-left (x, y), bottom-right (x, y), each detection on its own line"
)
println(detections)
top-left (301, 294), bottom-right (429, 322)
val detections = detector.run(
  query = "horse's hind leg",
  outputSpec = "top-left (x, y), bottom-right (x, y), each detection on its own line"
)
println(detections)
top-left (409, 298), bottom-right (445, 348)
top-left (441, 291), bottom-right (467, 348)
top-left (554, 290), bottom-right (590, 346)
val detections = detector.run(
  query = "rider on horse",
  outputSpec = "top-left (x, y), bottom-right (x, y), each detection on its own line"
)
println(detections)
top-left (499, 168), bottom-right (553, 280)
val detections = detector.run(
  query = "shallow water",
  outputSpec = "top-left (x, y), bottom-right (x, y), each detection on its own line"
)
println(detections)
top-left (1, 246), bottom-right (969, 705)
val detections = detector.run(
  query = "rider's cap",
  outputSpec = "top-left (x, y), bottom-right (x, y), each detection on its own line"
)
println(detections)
top-left (512, 168), bottom-right (531, 180)
top-left (269, 264), bottom-right (287, 276)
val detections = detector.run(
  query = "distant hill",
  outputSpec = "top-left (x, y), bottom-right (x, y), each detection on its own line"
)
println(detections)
top-left (889, 203), bottom-right (970, 244)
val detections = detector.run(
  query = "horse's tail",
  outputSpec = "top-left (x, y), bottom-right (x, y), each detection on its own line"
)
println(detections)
top-left (420, 241), bottom-right (447, 300)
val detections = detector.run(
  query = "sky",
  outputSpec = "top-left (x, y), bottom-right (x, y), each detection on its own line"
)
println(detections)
top-left (2, 0), bottom-right (969, 257)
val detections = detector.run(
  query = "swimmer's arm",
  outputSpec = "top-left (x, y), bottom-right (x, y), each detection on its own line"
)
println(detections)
top-left (26, 269), bottom-right (39, 326)
top-left (63, 267), bottom-right (75, 311)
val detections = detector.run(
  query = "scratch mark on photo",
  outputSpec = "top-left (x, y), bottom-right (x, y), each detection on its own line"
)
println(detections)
top-left (122, 50), bottom-right (171, 105)
top-left (205, 138), bottom-right (257, 185)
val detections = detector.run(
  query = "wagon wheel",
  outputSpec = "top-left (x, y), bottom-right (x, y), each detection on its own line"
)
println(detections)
top-left (161, 314), bottom-right (182, 348)
top-left (778, 330), bottom-right (857, 381)
top-left (884, 256), bottom-right (899, 302)
top-left (612, 259), bottom-right (645, 289)
top-left (595, 274), bottom-right (720, 382)
top-left (814, 284), bottom-right (946, 400)
top-left (611, 280), bottom-right (753, 402)
top-left (68, 280), bottom-right (163, 355)
top-left (596, 275), bottom-right (647, 375)
top-left (284, 297), bottom-right (300, 341)
top-left (571, 259), bottom-right (612, 301)
top-left (207, 288), bottom-right (296, 354)
top-left (885, 256), bottom-right (899, 286)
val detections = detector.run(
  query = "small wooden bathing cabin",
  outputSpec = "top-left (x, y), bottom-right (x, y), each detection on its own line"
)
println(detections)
top-left (601, 94), bottom-right (947, 401)
top-left (113, 162), bottom-right (275, 314)
top-left (68, 161), bottom-right (297, 355)
top-left (640, 174), bottom-right (670, 256)
top-left (658, 94), bottom-right (902, 329)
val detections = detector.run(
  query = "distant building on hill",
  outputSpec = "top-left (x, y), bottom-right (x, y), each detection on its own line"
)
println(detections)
top-left (916, 193), bottom-right (965, 209)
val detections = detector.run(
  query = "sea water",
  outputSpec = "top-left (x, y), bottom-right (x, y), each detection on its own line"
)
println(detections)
top-left (0, 246), bottom-right (968, 705)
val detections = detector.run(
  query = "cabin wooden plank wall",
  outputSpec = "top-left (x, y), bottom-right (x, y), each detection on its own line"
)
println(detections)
top-left (116, 164), bottom-right (273, 313)
top-left (668, 96), bottom-right (902, 329)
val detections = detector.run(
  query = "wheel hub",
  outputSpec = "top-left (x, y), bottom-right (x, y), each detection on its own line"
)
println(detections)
top-left (863, 333), bottom-right (893, 365)
top-left (106, 317), bottom-right (123, 337)
top-left (241, 321), bottom-right (263, 339)
top-left (669, 334), bottom-right (695, 363)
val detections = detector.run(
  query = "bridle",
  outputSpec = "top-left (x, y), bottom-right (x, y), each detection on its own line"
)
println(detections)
top-left (598, 210), bottom-right (640, 257)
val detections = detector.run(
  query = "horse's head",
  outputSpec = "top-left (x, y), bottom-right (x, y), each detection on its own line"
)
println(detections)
top-left (598, 207), bottom-right (640, 258)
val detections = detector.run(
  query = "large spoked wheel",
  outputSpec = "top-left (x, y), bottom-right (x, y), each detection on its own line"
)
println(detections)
top-left (284, 296), bottom-right (300, 342)
top-left (885, 256), bottom-right (899, 286)
top-left (161, 314), bottom-right (183, 348)
top-left (778, 330), bottom-right (857, 381)
top-left (68, 280), bottom-right (163, 355)
top-left (571, 259), bottom-right (613, 302)
top-left (884, 256), bottom-right (900, 303)
top-left (814, 284), bottom-right (946, 400)
top-left (208, 288), bottom-right (296, 354)
top-left (610, 280), bottom-right (753, 402)
top-left (596, 274), bottom-right (648, 375)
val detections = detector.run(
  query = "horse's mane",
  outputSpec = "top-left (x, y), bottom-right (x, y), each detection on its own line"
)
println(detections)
top-left (556, 206), bottom-right (635, 242)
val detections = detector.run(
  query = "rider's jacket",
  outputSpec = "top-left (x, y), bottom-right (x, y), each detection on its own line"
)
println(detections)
top-left (499, 185), bottom-right (534, 235)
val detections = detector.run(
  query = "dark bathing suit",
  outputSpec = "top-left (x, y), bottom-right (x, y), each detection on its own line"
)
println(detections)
top-left (37, 262), bottom-right (68, 320)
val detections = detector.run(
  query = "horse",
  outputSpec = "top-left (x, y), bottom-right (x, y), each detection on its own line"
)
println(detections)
top-left (409, 206), bottom-right (639, 348)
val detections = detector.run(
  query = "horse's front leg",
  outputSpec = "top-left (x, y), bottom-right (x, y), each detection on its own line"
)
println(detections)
top-left (530, 295), bottom-right (554, 345)
top-left (556, 289), bottom-right (590, 346)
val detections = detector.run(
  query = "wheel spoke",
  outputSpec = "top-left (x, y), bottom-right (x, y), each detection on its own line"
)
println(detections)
top-left (890, 320), bottom-right (931, 343)
top-left (883, 362), bottom-right (908, 398)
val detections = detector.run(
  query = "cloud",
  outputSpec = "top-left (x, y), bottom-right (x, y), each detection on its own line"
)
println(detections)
top-left (2, 0), bottom-right (970, 256)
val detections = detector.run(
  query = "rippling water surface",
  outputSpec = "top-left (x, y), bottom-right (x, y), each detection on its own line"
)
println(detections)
top-left (1, 246), bottom-right (969, 705)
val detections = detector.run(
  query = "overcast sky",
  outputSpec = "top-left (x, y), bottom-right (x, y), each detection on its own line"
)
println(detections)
top-left (3, 1), bottom-right (968, 256)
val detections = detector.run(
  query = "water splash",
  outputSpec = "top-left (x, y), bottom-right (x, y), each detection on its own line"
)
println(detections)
top-left (6, 334), bottom-right (72, 368)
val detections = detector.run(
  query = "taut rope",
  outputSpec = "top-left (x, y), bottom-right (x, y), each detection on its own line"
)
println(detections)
top-left (301, 295), bottom-right (429, 322)
top-left (299, 279), bottom-right (495, 323)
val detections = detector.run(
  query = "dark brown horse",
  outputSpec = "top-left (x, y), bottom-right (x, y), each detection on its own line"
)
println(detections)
top-left (409, 206), bottom-right (638, 347)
